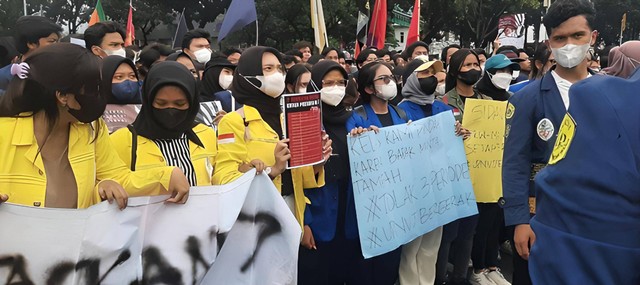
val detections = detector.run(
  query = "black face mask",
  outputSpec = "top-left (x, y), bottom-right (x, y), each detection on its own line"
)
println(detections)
top-left (418, 76), bottom-right (438, 94)
top-left (68, 94), bottom-right (107, 123)
top-left (457, 69), bottom-right (482, 85)
top-left (152, 107), bottom-right (188, 130)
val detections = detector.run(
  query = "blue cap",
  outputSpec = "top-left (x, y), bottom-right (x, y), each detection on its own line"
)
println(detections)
top-left (485, 54), bottom-right (521, 71)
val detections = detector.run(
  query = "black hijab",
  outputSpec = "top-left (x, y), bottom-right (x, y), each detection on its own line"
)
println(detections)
top-left (445, 48), bottom-right (478, 93)
top-left (166, 52), bottom-right (200, 80)
top-left (285, 63), bottom-right (311, 93)
top-left (132, 61), bottom-right (202, 146)
top-left (101, 56), bottom-right (141, 104)
top-left (475, 68), bottom-right (511, 101)
top-left (309, 60), bottom-right (350, 183)
top-left (230, 46), bottom-right (284, 136)
top-left (199, 57), bottom-right (236, 102)
top-left (309, 60), bottom-right (351, 125)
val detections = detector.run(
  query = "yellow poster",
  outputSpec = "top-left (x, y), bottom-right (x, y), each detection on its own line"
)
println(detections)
top-left (461, 99), bottom-right (507, 203)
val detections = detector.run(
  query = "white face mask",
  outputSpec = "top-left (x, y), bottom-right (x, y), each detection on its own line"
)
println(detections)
top-left (218, 74), bottom-right (233, 90)
top-left (245, 72), bottom-right (286, 98)
top-left (105, 48), bottom-right (126, 58)
top-left (298, 87), bottom-right (307, 94)
top-left (435, 83), bottom-right (446, 95)
top-left (193, 48), bottom-right (212, 64)
top-left (512, 70), bottom-right (521, 80)
top-left (551, 41), bottom-right (591, 69)
top-left (374, 82), bottom-right (397, 101)
top-left (489, 72), bottom-right (513, 90)
top-left (320, 86), bottom-right (346, 106)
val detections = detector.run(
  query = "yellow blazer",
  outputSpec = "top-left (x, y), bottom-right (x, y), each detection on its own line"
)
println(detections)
top-left (213, 105), bottom-right (325, 228)
top-left (0, 115), bottom-right (174, 208)
top-left (110, 124), bottom-right (217, 187)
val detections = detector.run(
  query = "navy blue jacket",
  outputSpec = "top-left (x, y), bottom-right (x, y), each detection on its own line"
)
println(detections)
top-left (0, 64), bottom-right (13, 94)
top-left (529, 68), bottom-right (640, 285)
top-left (501, 73), bottom-right (566, 226)
top-left (345, 103), bottom-right (408, 131)
top-left (397, 100), bottom-right (452, 121)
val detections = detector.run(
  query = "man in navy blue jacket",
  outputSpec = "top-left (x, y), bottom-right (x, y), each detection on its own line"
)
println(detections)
top-left (0, 16), bottom-right (62, 94)
top-left (501, 0), bottom-right (597, 284)
top-left (530, 66), bottom-right (640, 285)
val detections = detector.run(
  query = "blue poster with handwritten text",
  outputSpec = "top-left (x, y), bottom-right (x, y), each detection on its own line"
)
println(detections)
top-left (348, 111), bottom-right (478, 258)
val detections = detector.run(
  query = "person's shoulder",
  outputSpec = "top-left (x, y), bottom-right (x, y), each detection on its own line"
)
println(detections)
top-left (109, 126), bottom-right (133, 144)
top-left (193, 123), bottom-right (216, 138)
top-left (432, 100), bottom-right (451, 110)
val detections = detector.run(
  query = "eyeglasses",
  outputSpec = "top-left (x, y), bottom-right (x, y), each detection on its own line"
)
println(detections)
top-left (373, 75), bottom-right (398, 85)
top-left (322, 79), bottom-right (348, 87)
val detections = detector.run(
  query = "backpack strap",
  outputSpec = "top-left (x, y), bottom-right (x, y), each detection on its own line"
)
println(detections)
top-left (354, 105), bottom-right (367, 121)
top-left (390, 104), bottom-right (408, 122)
top-left (126, 124), bottom-right (137, 171)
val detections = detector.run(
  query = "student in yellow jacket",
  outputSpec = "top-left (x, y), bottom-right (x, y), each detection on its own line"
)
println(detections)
top-left (213, 46), bottom-right (331, 229)
top-left (111, 61), bottom-right (217, 186)
top-left (0, 43), bottom-right (190, 208)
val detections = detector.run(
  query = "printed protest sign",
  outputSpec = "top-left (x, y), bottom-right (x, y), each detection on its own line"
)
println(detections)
top-left (498, 14), bottom-right (526, 49)
top-left (281, 92), bottom-right (323, 168)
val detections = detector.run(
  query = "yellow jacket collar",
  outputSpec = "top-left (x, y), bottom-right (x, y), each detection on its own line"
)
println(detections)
top-left (243, 105), bottom-right (265, 122)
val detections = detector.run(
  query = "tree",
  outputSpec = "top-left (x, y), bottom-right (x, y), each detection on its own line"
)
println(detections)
top-left (101, 0), bottom-right (173, 46)
top-left (46, 0), bottom-right (92, 34)
top-left (0, 0), bottom-right (51, 36)
top-left (592, 0), bottom-right (640, 45)
top-left (452, 0), bottom-right (538, 48)
top-left (157, 0), bottom-right (231, 30)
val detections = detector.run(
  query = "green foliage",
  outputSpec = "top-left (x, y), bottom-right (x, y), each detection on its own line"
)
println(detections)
top-left (1, 0), bottom-right (637, 51)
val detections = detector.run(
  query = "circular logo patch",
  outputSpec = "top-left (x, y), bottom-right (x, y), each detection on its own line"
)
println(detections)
top-left (536, 118), bottom-right (555, 141)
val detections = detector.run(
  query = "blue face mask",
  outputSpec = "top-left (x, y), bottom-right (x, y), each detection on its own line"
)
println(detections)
top-left (111, 80), bottom-right (141, 103)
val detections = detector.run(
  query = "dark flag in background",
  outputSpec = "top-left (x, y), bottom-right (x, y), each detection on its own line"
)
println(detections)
top-left (172, 10), bottom-right (188, 49)
top-left (218, 0), bottom-right (257, 42)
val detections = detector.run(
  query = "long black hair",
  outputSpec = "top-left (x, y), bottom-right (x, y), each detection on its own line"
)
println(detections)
top-left (0, 43), bottom-right (102, 141)
top-left (357, 61), bottom-right (394, 103)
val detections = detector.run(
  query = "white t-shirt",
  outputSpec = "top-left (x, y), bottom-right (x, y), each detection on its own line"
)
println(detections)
top-left (550, 71), bottom-right (592, 110)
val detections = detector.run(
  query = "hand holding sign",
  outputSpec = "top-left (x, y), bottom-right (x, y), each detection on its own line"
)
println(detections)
top-left (98, 180), bottom-right (129, 210)
top-left (166, 168), bottom-right (190, 204)
top-left (270, 139), bottom-right (291, 179)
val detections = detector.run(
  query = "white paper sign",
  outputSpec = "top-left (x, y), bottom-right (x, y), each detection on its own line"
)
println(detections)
top-left (0, 171), bottom-right (300, 285)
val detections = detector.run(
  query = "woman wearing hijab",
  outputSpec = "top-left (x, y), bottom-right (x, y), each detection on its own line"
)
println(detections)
top-left (299, 60), bottom-right (362, 285)
top-left (213, 46), bottom-right (331, 231)
top-left (110, 61), bottom-right (217, 187)
top-left (0, 43), bottom-right (190, 208)
top-left (321, 47), bottom-right (340, 63)
top-left (199, 57), bottom-right (237, 112)
top-left (475, 54), bottom-right (520, 101)
top-left (167, 51), bottom-right (199, 79)
top-left (441, 49), bottom-right (491, 122)
top-left (285, 63), bottom-right (311, 94)
top-left (345, 61), bottom-right (407, 285)
top-left (602, 40), bottom-right (640, 79)
top-left (101, 55), bottom-right (142, 133)
top-left (435, 48), bottom-right (486, 285)
top-left (396, 58), bottom-right (469, 285)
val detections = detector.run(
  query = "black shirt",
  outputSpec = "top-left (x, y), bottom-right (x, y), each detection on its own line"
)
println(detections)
top-left (376, 112), bottom-right (394, 127)
top-left (420, 104), bottom-right (433, 118)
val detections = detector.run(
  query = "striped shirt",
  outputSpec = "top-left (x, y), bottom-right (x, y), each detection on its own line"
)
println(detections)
top-left (154, 134), bottom-right (197, 186)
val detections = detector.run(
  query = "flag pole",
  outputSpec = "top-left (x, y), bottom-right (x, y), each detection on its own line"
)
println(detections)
top-left (173, 8), bottom-right (185, 47)
top-left (23, 0), bottom-right (27, 16)
top-left (255, 18), bottom-right (259, 46)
